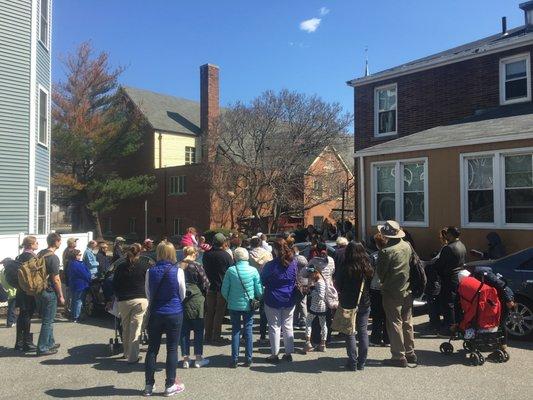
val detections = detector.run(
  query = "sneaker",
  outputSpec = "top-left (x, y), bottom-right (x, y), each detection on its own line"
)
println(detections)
top-left (51, 343), bottom-right (61, 351)
top-left (194, 358), bottom-right (210, 368)
top-left (143, 384), bottom-right (154, 397)
top-left (36, 349), bottom-right (58, 357)
top-left (303, 342), bottom-right (314, 354)
top-left (406, 353), bottom-right (418, 364)
top-left (242, 359), bottom-right (252, 367)
top-left (317, 344), bottom-right (326, 352)
top-left (282, 354), bottom-right (293, 362)
top-left (344, 363), bottom-right (357, 371)
top-left (228, 360), bottom-right (238, 369)
top-left (266, 355), bottom-right (280, 364)
top-left (382, 358), bottom-right (408, 368)
top-left (357, 363), bottom-right (365, 371)
top-left (164, 382), bottom-right (185, 397)
top-left (182, 360), bottom-right (189, 369)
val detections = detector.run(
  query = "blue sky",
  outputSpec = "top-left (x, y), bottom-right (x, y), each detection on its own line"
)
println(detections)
top-left (53, 1), bottom-right (525, 118)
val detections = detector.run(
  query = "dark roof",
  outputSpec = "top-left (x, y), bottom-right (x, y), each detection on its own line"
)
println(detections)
top-left (356, 103), bottom-right (533, 156)
top-left (122, 86), bottom-right (201, 135)
top-left (331, 135), bottom-right (355, 170)
top-left (348, 25), bottom-right (533, 85)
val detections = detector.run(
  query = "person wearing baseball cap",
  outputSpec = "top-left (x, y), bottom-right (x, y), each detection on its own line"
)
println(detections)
top-left (141, 238), bottom-right (156, 261)
top-left (376, 220), bottom-right (416, 368)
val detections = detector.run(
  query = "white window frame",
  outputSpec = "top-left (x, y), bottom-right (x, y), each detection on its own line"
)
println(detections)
top-left (371, 157), bottom-right (429, 227)
top-left (169, 176), bottom-right (186, 195)
top-left (37, 85), bottom-right (49, 147)
top-left (460, 147), bottom-right (533, 230)
top-left (374, 83), bottom-right (398, 137)
top-left (36, 186), bottom-right (48, 235)
top-left (499, 53), bottom-right (531, 105)
top-left (185, 146), bottom-right (196, 165)
top-left (39, 0), bottom-right (50, 50)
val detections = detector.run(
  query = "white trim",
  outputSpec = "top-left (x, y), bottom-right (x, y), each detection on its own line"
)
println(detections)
top-left (36, 186), bottom-right (48, 234)
top-left (460, 147), bottom-right (533, 230)
top-left (374, 83), bottom-right (398, 137)
top-left (359, 156), bottom-right (366, 239)
top-left (348, 34), bottom-right (533, 87)
top-left (38, 0), bottom-right (50, 52)
top-left (370, 157), bottom-right (429, 228)
top-left (355, 131), bottom-right (533, 157)
top-left (37, 84), bottom-right (49, 147)
top-left (28, 0), bottom-right (39, 234)
top-left (499, 53), bottom-right (531, 105)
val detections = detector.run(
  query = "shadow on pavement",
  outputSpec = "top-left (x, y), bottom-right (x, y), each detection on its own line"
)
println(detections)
top-left (45, 386), bottom-right (140, 398)
top-left (249, 356), bottom-right (348, 374)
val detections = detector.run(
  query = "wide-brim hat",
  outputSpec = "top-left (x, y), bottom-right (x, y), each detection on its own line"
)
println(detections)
top-left (377, 220), bottom-right (406, 239)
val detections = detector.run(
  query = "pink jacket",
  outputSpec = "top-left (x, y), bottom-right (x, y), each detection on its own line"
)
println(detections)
top-left (181, 232), bottom-right (198, 247)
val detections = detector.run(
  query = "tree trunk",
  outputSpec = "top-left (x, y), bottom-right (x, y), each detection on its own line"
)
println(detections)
top-left (93, 211), bottom-right (104, 240)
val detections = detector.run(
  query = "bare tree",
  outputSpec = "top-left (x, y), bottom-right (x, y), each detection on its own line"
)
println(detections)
top-left (207, 90), bottom-right (353, 233)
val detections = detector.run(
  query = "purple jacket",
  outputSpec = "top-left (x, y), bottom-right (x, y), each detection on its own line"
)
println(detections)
top-left (260, 258), bottom-right (297, 309)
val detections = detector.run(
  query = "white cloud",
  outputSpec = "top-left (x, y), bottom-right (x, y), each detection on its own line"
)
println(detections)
top-left (319, 7), bottom-right (330, 16)
top-left (300, 18), bottom-right (321, 33)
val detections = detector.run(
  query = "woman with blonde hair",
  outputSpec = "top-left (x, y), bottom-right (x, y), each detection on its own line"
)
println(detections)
top-left (180, 246), bottom-right (210, 368)
top-left (112, 243), bottom-right (152, 364)
top-left (144, 241), bottom-right (186, 397)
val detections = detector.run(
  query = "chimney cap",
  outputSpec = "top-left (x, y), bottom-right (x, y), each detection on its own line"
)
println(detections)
top-left (200, 63), bottom-right (220, 69)
top-left (520, 1), bottom-right (533, 11)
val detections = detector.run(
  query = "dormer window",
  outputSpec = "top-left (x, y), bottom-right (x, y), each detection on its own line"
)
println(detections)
top-left (500, 53), bottom-right (531, 105)
top-left (374, 83), bottom-right (397, 137)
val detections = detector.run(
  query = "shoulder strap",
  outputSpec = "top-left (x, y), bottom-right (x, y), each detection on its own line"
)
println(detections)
top-left (355, 279), bottom-right (365, 308)
top-left (235, 265), bottom-right (253, 302)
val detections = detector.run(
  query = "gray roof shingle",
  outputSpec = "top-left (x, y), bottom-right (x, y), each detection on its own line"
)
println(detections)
top-left (357, 103), bottom-right (533, 156)
top-left (122, 86), bottom-right (201, 135)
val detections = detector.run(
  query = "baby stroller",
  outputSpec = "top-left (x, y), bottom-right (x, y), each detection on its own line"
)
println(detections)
top-left (439, 273), bottom-right (509, 366)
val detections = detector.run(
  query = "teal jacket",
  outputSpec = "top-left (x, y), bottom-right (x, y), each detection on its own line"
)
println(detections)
top-left (221, 260), bottom-right (263, 312)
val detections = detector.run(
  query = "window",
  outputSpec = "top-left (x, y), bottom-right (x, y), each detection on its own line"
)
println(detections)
top-left (313, 216), bottom-right (324, 231)
top-left (372, 159), bottom-right (428, 226)
top-left (128, 217), bottom-right (136, 233)
top-left (374, 84), bottom-right (397, 136)
top-left (37, 189), bottom-right (47, 234)
top-left (461, 150), bottom-right (533, 228)
top-left (313, 180), bottom-right (323, 197)
top-left (173, 218), bottom-right (182, 235)
top-left (38, 88), bottom-right (48, 146)
top-left (169, 176), bottom-right (186, 195)
top-left (40, 0), bottom-right (49, 47)
top-left (500, 54), bottom-right (531, 105)
top-left (185, 146), bottom-right (196, 165)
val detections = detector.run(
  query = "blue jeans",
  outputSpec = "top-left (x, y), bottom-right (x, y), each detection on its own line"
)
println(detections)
top-left (345, 306), bottom-right (370, 368)
top-left (230, 310), bottom-right (254, 363)
top-left (7, 298), bottom-right (16, 325)
top-left (70, 290), bottom-right (85, 320)
top-left (37, 290), bottom-right (58, 353)
top-left (145, 313), bottom-right (183, 388)
top-left (180, 317), bottom-right (204, 357)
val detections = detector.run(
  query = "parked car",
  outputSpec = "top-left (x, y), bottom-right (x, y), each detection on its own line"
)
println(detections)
top-left (466, 247), bottom-right (533, 341)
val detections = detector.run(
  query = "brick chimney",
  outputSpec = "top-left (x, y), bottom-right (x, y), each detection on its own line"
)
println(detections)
top-left (200, 64), bottom-right (220, 163)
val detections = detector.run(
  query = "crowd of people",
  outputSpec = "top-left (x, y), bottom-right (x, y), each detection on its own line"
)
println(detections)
top-left (0, 221), bottom-right (516, 397)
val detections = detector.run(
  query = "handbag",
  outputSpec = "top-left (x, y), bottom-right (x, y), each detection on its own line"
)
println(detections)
top-left (235, 265), bottom-right (260, 312)
top-left (331, 278), bottom-right (365, 335)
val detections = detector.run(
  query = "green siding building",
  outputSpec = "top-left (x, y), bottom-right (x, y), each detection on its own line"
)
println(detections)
top-left (0, 0), bottom-right (52, 234)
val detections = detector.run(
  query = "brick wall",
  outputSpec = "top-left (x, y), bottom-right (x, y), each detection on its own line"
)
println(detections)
top-left (354, 45), bottom-right (533, 151)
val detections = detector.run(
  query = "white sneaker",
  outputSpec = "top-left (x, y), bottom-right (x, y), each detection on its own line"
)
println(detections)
top-left (194, 358), bottom-right (210, 368)
top-left (142, 384), bottom-right (154, 397)
top-left (182, 360), bottom-right (189, 369)
top-left (164, 382), bottom-right (185, 397)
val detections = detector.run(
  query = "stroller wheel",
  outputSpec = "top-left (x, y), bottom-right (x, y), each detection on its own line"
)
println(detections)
top-left (463, 341), bottom-right (473, 352)
top-left (503, 350), bottom-right (510, 362)
top-left (440, 342), bottom-right (454, 355)
top-left (477, 352), bottom-right (485, 366)
top-left (491, 350), bottom-right (506, 363)
top-left (469, 352), bottom-right (480, 366)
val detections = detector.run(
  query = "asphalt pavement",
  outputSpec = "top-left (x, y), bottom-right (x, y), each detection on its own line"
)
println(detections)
top-left (0, 314), bottom-right (532, 400)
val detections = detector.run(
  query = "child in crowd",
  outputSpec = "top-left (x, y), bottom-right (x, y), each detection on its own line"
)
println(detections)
top-left (304, 266), bottom-right (327, 353)
top-left (181, 227), bottom-right (198, 248)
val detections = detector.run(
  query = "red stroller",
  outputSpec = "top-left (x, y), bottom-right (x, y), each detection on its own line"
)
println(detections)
top-left (440, 274), bottom-right (509, 366)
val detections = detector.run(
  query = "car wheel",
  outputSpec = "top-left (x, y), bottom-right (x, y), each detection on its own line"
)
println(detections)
top-left (506, 297), bottom-right (533, 341)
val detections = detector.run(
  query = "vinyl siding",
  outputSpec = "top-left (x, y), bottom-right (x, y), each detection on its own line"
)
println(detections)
top-left (0, 0), bottom-right (32, 233)
top-left (153, 132), bottom-right (200, 168)
top-left (35, 0), bottom-right (51, 232)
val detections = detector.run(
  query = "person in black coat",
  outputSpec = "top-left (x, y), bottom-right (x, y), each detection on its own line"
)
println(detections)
top-left (96, 242), bottom-right (111, 276)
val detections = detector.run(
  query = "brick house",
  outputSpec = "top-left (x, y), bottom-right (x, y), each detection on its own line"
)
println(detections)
top-left (349, 2), bottom-right (533, 257)
top-left (101, 64), bottom-right (222, 240)
top-left (303, 138), bottom-right (355, 230)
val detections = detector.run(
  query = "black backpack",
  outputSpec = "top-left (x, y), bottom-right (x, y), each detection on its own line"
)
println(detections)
top-left (3, 258), bottom-right (21, 289)
top-left (408, 247), bottom-right (427, 298)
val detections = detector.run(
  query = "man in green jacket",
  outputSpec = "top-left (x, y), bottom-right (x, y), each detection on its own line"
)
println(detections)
top-left (376, 220), bottom-right (415, 368)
